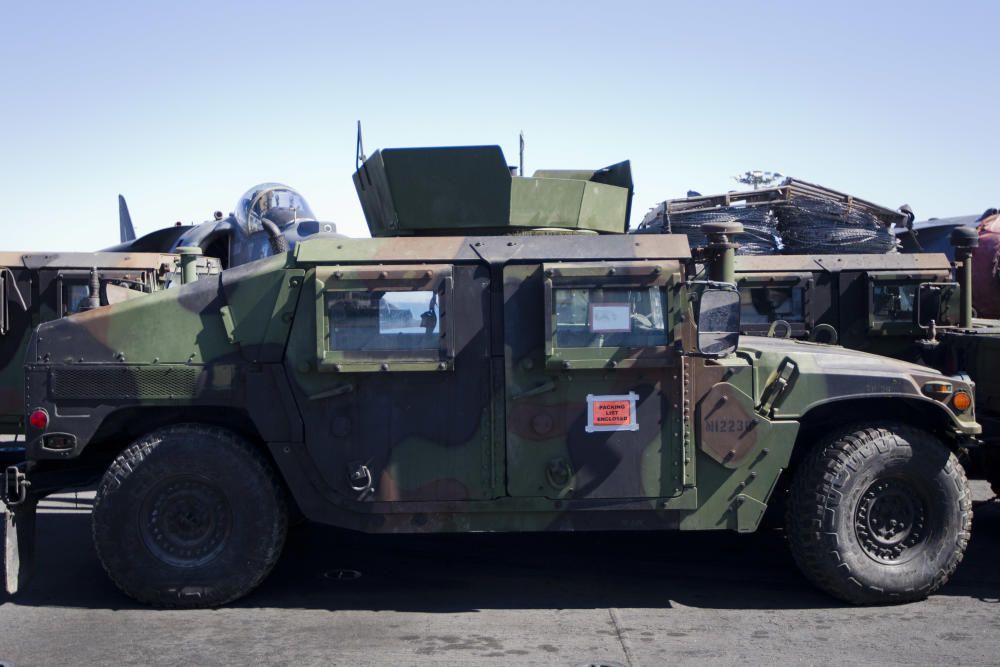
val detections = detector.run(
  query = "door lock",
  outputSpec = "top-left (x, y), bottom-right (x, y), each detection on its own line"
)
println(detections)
top-left (348, 464), bottom-right (374, 493)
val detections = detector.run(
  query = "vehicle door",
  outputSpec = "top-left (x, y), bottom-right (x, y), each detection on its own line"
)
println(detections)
top-left (503, 260), bottom-right (686, 500)
top-left (286, 262), bottom-right (498, 503)
top-left (0, 267), bottom-right (31, 433)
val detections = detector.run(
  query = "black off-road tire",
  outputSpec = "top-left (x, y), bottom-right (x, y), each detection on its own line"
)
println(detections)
top-left (786, 422), bottom-right (971, 605)
top-left (92, 424), bottom-right (288, 608)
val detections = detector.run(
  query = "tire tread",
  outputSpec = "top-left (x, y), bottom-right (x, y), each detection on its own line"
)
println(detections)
top-left (786, 422), bottom-right (971, 605)
top-left (92, 423), bottom-right (288, 608)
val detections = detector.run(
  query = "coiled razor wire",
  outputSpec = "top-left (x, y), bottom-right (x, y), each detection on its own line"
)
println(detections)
top-left (648, 206), bottom-right (780, 255)
top-left (775, 197), bottom-right (897, 254)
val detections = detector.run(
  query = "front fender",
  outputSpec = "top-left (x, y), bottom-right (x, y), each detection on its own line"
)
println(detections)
top-left (740, 338), bottom-right (980, 436)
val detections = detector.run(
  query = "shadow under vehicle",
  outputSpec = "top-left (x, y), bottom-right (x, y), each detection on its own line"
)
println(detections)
top-left (2, 146), bottom-right (984, 610)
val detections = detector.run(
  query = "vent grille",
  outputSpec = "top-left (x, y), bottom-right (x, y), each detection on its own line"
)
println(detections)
top-left (50, 366), bottom-right (202, 400)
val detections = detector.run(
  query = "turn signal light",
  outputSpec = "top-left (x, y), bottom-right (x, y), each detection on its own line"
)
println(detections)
top-left (952, 391), bottom-right (973, 412)
top-left (29, 408), bottom-right (49, 430)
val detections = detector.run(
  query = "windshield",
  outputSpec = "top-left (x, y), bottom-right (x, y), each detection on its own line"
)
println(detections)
top-left (234, 183), bottom-right (316, 232)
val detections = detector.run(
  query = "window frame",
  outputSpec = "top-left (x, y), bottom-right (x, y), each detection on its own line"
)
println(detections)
top-left (54, 269), bottom-right (156, 317)
top-left (315, 264), bottom-right (455, 373)
top-left (542, 260), bottom-right (680, 371)
top-left (735, 273), bottom-right (811, 338)
top-left (866, 273), bottom-right (942, 336)
top-left (916, 281), bottom-right (961, 329)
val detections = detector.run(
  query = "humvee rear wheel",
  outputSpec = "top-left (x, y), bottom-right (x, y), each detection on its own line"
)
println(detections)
top-left (92, 424), bottom-right (288, 607)
top-left (786, 423), bottom-right (970, 604)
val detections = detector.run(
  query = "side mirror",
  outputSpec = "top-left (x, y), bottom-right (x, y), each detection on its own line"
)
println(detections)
top-left (697, 285), bottom-right (741, 356)
top-left (917, 282), bottom-right (959, 328)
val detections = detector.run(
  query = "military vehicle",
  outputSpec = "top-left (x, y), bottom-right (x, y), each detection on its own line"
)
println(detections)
top-left (731, 235), bottom-right (1000, 478)
top-left (2, 146), bottom-right (982, 609)
top-left (640, 186), bottom-right (1000, 477)
top-left (0, 250), bottom-right (221, 445)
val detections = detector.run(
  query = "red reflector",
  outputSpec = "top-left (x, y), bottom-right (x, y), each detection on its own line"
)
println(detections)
top-left (29, 409), bottom-right (49, 430)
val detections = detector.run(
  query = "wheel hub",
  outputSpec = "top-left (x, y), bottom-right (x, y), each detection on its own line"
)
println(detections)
top-left (140, 477), bottom-right (232, 567)
top-left (855, 477), bottom-right (928, 563)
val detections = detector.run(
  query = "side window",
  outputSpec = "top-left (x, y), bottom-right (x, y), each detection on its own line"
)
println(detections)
top-left (739, 286), bottom-right (804, 325)
top-left (316, 264), bottom-right (454, 372)
top-left (63, 282), bottom-right (90, 316)
top-left (53, 270), bottom-right (157, 317)
top-left (553, 285), bottom-right (666, 348)
top-left (866, 275), bottom-right (942, 335)
top-left (326, 289), bottom-right (440, 352)
top-left (544, 260), bottom-right (679, 369)
top-left (917, 282), bottom-right (960, 327)
top-left (735, 274), bottom-right (810, 337)
top-left (871, 283), bottom-right (917, 324)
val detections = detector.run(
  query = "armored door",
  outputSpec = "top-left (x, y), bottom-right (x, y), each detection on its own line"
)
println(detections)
top-left (287, 262), bottom-right (500, 503)
top-left (503, 261), bottom-right (686, 500)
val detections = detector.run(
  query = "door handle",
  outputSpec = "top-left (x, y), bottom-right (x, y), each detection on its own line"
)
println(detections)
top-left (307, 383), bottom-right (355, 400)
top-left (512, 379), bottom-right (557, 400)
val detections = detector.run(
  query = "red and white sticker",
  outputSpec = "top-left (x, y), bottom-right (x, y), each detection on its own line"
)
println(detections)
top-left (586, 392), bottom-right (640, 433)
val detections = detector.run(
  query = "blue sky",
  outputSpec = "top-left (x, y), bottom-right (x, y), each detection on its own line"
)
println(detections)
top-left (2, 0), bottom-right (997, 249)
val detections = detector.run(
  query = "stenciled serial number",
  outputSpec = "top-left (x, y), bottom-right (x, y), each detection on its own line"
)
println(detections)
top-left (862, 382), bottom-right (897, 394)
top-left (704, 418), bottom-right (755, 434)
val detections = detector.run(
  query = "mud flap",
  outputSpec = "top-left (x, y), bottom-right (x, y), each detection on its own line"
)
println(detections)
top-left (734, 494), bottom-right (768, 533)
top-left (2, 499), bottom-right (37, 595)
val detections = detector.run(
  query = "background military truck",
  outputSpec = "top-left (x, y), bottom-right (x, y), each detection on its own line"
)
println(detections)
top-left (0, 251), bottom-right (221, 446)
top-left (638, 184), bottom-right (1000, 482)
top-left (731, 230), bottom-right (1000, 483)
top-left (3, 146), bottom-right (982, 609)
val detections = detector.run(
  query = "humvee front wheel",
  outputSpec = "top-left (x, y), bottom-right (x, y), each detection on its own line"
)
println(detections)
top-left (786, 423), bottom-right (970, 604)
top-left (92, 424), bottom-right (288, 607)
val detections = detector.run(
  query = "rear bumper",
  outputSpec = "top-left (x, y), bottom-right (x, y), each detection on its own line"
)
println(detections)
top-left (0, 446), bottom-right (25, 469)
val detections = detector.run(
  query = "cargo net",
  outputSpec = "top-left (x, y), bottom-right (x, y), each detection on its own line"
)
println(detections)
top-left (775, 197), bottom-right (897, 254)
top-left (653, 206), bottom-right (779, 255)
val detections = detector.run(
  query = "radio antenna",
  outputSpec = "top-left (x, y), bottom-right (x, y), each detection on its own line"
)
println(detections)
top-left (356, 120), bottom-right (366, 171)
top-left (519, 131), bottom-right (525, 177)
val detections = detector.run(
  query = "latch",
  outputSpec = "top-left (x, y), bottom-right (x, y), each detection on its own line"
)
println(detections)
top-left (348, 464), bottom-right (374, 495)
top-left (758, 359), bottom-right (798, 417)
top-left (3, 465), bottom-right (30, 507)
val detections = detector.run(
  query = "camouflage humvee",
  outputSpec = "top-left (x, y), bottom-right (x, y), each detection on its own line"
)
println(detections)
top-left (0, 250), bottom-right (221, 441)
top-left (2, 147), bottom-right (983, 608)
top-left (731, 231), bottom-right (1000, 483)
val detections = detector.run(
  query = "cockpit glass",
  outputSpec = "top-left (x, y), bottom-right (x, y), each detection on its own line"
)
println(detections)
top-left (234, 183), bottom-right (316, 232)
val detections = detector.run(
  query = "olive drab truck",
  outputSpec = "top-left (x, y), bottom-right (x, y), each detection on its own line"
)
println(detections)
top-left (732, 227), bottom-right (1000, 484)
top-left (2, 146), bottom-right (983, 607)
